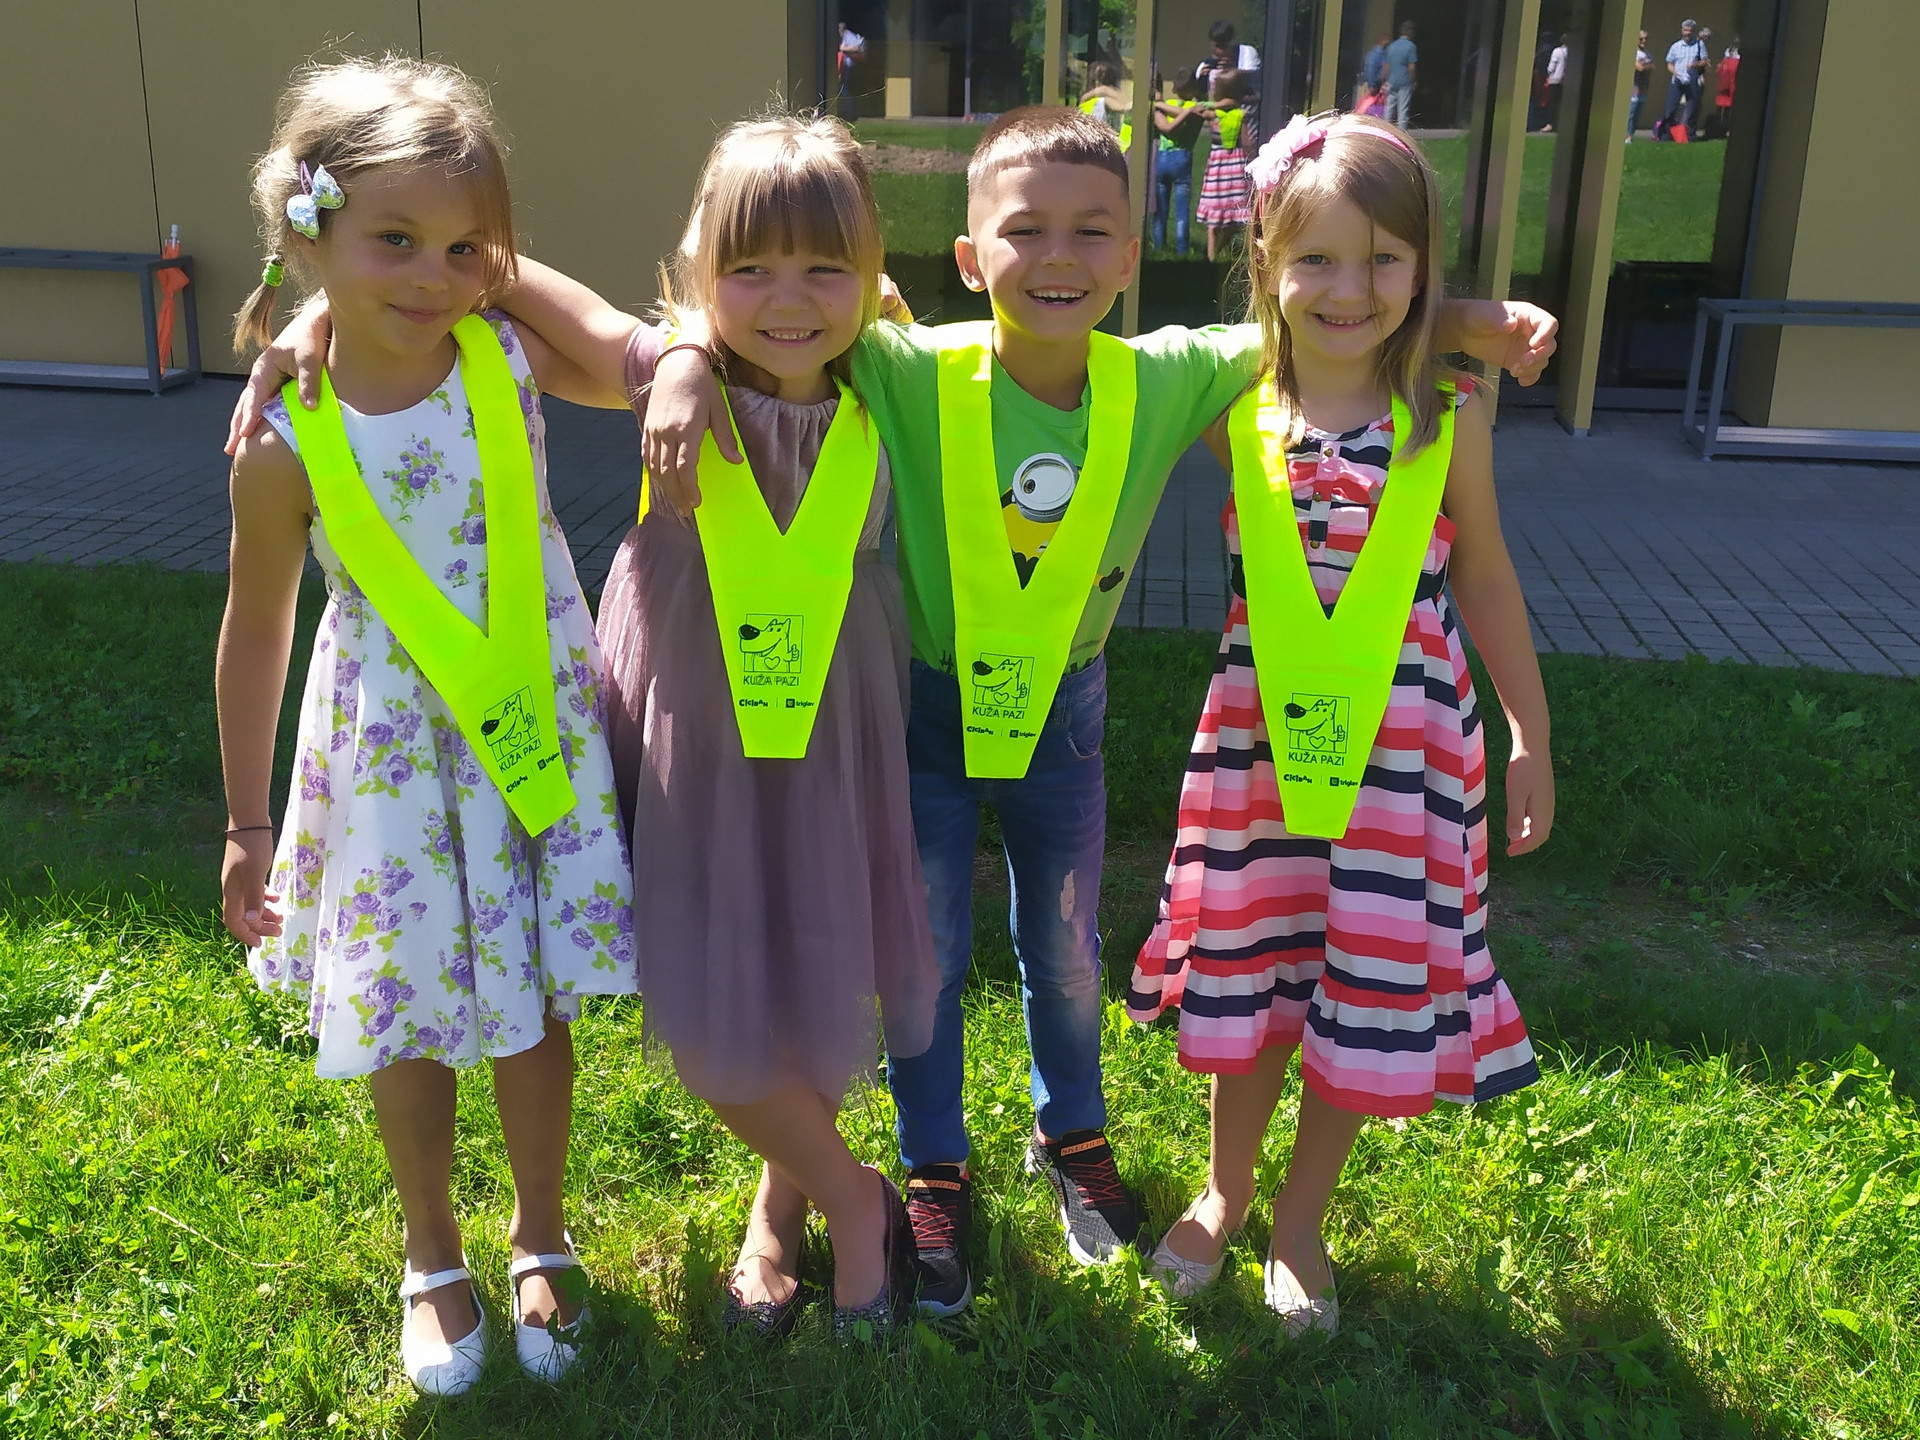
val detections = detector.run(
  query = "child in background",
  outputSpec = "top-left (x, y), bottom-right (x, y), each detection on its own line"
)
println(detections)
top-left (216, 58), bottom-right (635, 1394)
top-left (1128, 114), bottom-right (1552, 1332)
top-left (1151, 68), bottom-right (1206, 256)
top-left (1196, 68), bottom-right (1256, 261)
top-left (644, 105), bottom-right (1559, 1319)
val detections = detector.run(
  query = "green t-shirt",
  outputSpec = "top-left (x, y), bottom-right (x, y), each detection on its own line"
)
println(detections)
top-left (851, 319), bottom-right (1262, 674)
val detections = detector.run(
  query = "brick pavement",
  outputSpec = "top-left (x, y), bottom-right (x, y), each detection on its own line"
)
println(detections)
top-left (3, 379), bottom-right (1917, 675)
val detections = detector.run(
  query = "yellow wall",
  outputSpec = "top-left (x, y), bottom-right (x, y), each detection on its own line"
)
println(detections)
top-left (0, 2), bottom-right (162, 368)
top-left (1743, 0), bottom-right (1920, 430)
top-left (0, 0), bottom-right (791, 374)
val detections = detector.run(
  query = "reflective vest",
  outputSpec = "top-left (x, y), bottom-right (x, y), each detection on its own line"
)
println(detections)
top-left (283, 314), bottom-right (576, 834)
top-left (935, 322), bottom-right (1136, 779)
top-left (1227, 381), bottom-right (1453, 840)
top-left (1079, 95), bottom-right (1134, 152)
top-left (687, 381), bottom-right (880, 758)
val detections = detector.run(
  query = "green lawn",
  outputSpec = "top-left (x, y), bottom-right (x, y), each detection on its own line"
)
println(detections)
top-left (2, 561), bottom-right (1916, 1437)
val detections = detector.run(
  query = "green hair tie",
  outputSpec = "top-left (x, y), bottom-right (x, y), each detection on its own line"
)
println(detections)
top-left (261, 258), bottom-right (285, 288)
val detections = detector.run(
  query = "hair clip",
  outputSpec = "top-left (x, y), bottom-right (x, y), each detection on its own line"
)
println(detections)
top-left (261, 255), bottom-right (285, 288)
top-left (1246, 111), bottom-right (1415, 197)
top-left (286, 161), bottom-right (345, 239)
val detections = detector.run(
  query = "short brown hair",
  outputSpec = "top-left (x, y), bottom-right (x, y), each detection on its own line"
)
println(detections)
top-left (966, 106), bottom-right (1129, 198)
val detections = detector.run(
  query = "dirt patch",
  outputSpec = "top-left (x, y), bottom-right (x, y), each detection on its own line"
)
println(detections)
top-left (863, 143), bottom-right (971, 175)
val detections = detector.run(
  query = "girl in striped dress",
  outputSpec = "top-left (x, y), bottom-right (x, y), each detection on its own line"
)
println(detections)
top-left (1195, 68), bottom-right (1255, 260)
top-left (1127, 113), bottom-right (1553, 1332)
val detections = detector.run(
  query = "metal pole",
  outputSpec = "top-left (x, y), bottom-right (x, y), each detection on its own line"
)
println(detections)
top-left (965, 0), bottom-right (974, 117)
top-left (1043, 0), bottom-right (1066, 103)
top-left (1122, 0), bottom-right (1158, 336)
top-left (1313, 0), bottom-right (1346, 113)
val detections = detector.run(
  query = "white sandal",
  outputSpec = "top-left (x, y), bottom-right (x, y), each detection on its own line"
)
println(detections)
top-left (1148, 1232), bottom-right (1227, 1299)
top-left (1263, 1238), bottom-right (1339, 1337)
top-left (400, 1260), bottom-right (487, 1396)
top-left (511, 1233), bottom-right (588, 1383)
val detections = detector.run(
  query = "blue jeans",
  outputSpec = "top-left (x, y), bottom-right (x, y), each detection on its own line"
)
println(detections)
top-left (1152, 147), bottom-right (1192, 254)
top-left (1627, 90), bottom-right (1644, 137)
top-left (889, 656), bottom-right (1110, 1169)
top-left (1664, 77), bottom-right (1698, 131)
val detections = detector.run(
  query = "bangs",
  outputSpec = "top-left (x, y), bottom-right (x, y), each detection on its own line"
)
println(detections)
top-left (707, 154), bottom-right (879, 271)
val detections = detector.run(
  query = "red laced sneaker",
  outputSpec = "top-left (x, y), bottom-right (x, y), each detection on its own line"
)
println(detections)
top-left (903, 1163), bottom-right (973, 1316)
top-left (1025, 1129), bottom-right (1143, 1266)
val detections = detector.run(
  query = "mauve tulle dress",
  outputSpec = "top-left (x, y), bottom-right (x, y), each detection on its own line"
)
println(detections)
top-left (597, 327), bottom-right (937, 1105)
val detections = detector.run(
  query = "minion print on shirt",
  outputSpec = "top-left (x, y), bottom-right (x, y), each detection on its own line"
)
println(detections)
top-left (1004, 450), bottom-right (1078, 586)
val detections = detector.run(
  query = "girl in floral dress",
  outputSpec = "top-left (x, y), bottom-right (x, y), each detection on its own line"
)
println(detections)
top-left (1128, 115), bottom-right (1552, 1332)
top-left (217, 59), bottom-right (634, 1395)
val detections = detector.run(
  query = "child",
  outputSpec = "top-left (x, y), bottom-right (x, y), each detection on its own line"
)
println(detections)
top-left (1195, 68), bottom-right (1255, 261)
top-left (1127, 114), bottom-right (1552, 1332)
top-left (1151, 68), bottom-right (1206, 256)
top-left (216, 58), bottom-right (636, 1394)
top-left (644, 105), bottom-right (1559, 1318)
top-left (596, 117), bottom-right (937, 1340)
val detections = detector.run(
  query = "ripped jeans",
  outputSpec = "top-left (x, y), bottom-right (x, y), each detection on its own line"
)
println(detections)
top-left (888, 655), bottom-right (1110, 1169)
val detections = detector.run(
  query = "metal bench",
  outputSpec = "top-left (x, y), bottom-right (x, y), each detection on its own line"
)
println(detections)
top-left (0, 246), bottom-right (201, 395)
top-left (1684, 297), bottom-right (1920, 461)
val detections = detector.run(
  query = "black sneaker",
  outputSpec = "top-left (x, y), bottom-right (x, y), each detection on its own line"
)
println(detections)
top-left (1025, 1129), bottom-right (1143, 1266)
top-left (904, 1164), bottom-right (974, 1316)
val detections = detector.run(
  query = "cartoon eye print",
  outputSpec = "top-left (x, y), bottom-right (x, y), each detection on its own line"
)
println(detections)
top-left (1010, 452), bottom-right (1078, 523)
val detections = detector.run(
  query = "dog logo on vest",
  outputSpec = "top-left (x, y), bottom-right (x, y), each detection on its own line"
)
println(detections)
top-left (738, 614), bottom-right (803, 676)
top-left (480, 687), bottom-right (543, 768)
top-left (1282, 693), bottom-right (1350, 763)
top-left (970, 653), bottom-right (1033, 715)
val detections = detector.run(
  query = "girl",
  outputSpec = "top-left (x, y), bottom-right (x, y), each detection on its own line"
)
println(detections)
top-left (1195, 68), bottom-right (1256, 261)
top-left (1127, 113), bottom-right (1553, 1332)
top-left (600, 116), bottom-right (937, 1340)
top-left (218, 58), bottom-right (636, 1394)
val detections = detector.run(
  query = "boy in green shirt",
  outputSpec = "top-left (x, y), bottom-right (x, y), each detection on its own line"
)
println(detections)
top-left (647, 107), bottom-right (1554, 1316)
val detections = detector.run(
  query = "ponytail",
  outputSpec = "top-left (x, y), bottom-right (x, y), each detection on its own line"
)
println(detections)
top-left (232, 252), bottom-right (286, 356)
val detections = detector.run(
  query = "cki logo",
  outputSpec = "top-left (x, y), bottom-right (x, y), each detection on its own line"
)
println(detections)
top-left (970, 653), bottom-right (1033, 714)
top-left (738, 614), bottom-right (802, 680)
top-left (1282, 693), bottom-right (1350, 764)
top-left (481, 687), bottom-right (543, 769)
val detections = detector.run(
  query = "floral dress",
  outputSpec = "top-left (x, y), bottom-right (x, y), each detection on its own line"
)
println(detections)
top-left (255, 313), bottom-right (636, 1079)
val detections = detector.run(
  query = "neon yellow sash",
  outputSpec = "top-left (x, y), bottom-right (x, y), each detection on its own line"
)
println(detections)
top-left (688, 381), bottom-right (880, 758)
top-left (284, 314), bottom-right (576, 834)
top-left (936, 323), bottom-right (1136, 779)
top-left (1228, 382), bottom-right (1453, 840)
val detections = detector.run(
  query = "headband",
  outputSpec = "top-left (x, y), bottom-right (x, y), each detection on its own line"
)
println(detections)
top-left (1245, 112), bottom-right (1416, 197)
top-left (286, 161), bottom-right (345, 240)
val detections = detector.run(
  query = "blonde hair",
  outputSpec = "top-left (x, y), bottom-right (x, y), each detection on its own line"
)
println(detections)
top-left (233, 57), bottom-right (516, 355)
top-left (662, 113), bottom-right (885, 384)
top-left (1245, 115), bottom-right (1447, 454)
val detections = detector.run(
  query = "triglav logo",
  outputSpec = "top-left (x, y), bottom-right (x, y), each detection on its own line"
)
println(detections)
top-left (970, 653), bottom-right (1034, 716)
top-left (1281, 693), bottom-right (1350, 766)
top-left (738, 613), bottom-right (803, 686)
top-left (480, 687), bottom-right (543, 768)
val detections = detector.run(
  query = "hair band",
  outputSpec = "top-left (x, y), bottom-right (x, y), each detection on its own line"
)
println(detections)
top-left (261, 255), bottom-right (285, 288)
top-left (1246, 111), bottom-right (1416, 197)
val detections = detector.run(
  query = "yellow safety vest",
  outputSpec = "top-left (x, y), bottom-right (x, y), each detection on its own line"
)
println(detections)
top-left (1079, 95), bottom-right (1134, 152)
top-left (687, 381), bottom-right (880, 758)
top-left (283, 314), bottom-right (576, 835)
top-left (935, 323), bottom-right (1136, 779)
top-left (1228, 381), bottom-right (1453, 840)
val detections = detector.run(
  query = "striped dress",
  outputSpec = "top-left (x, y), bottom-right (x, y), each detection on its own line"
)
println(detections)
top-left (1127, 387), bottom-right (1540, 1117)
top-left (1195, 112), bottom-right (1253, 226)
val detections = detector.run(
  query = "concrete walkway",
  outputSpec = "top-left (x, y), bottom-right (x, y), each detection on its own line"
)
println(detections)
top-left (3, 378), bottom-right (1917, 676)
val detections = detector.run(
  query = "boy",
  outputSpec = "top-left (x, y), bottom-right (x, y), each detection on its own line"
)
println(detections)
top-left (649, 106), bottom-right (1555, 1317)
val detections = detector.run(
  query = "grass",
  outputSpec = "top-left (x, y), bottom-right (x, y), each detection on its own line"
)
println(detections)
top-left (1, 559), bottom-right (1917, 1437)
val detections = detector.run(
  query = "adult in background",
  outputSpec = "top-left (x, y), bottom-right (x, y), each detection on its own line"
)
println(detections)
top-left (1196, 20), bottom-right (1261, 89)
top-left (1663, 17), bottom-right (1708, 137)
top-left (1543, 34), bottom-right (1569, 133)
top-left (1384, 21), bottom-right (1418, 130)
top-left (1628, 30), bottom-right (1651, 140)
top-left (1362, 33), bottom-right (1389, 107)
top-left (835, 21), bottom-right (866, 118)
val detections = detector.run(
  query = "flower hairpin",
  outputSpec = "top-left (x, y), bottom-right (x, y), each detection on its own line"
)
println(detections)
top-left (1245, 111), bottom-right (1416, 197)
top-left (286, 161), bottom-right (345, 239)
